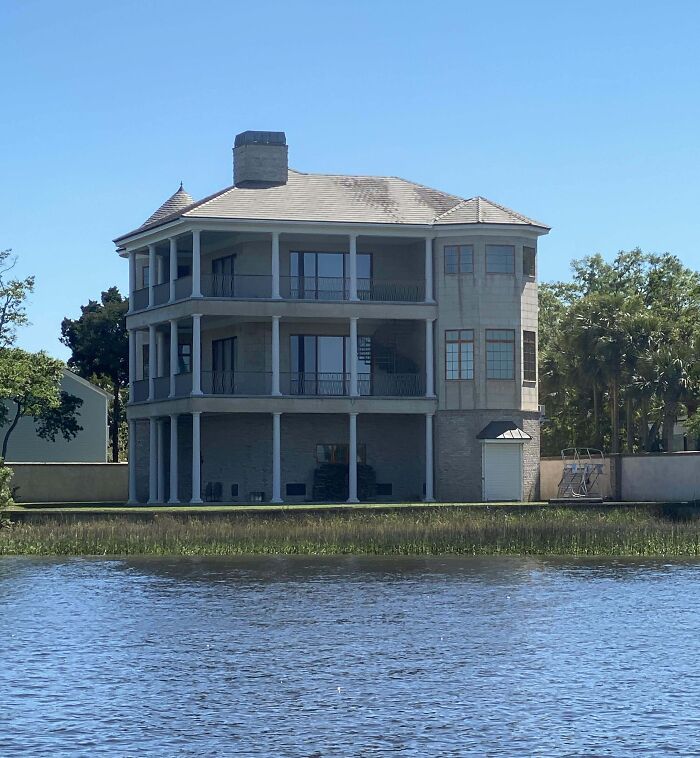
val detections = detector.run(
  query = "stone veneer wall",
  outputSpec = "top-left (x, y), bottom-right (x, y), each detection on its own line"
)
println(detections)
top-left (435, 410), bottom-right (540, 502)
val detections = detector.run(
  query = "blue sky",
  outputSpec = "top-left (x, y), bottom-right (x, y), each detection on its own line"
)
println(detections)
top-left (2, 0), bottom-right (699, 359)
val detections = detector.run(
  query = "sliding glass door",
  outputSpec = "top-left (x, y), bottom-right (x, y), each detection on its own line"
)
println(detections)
top-left (290, 251), bottom-right (371, 300)
top-left (290, 335), bottom-right (372, 395)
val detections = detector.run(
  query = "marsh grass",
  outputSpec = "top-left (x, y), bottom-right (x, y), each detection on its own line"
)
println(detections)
top-left (2, 506), bottom-right (700, 556)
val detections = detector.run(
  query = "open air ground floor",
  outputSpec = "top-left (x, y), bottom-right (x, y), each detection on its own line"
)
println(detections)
top-left (127, 409), bottom-right (541, 505)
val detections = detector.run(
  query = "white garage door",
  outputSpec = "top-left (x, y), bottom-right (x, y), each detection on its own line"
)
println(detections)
top-left (483, 443), bottom-right (522, 501)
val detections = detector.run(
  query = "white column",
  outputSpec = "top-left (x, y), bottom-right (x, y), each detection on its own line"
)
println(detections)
top-left (157, 419), bottom-right (166, 503)
top-left (271, 315), bottom-right (281, 396)
top-left (148, 417), bottom-right (157, 504)
top-left (347, 412), bottom-right (359, 503)
top-left (424, 413), bottom-right (435, 502)
top-left (156, 331), bottom-right (166, 379)
top-left (348, 234), bottom-right (358, 301)
top-left (425, 237), bottom-right (435, 303)
top-left (191, 411), bottom-right (202, 503)
top-left (192, 314), bottom-right (202, 395)
top-left (148, 325), bottom-right (156, 400)
top-left (425, 318), bottom-right (435, 397)
top-left (191, 229), bottom-right (202, 298)
top-left (271, 231), bottom-right (281, 299)
top-left (169, 319), bottom-right (178, 398)
top-left (128, 251), bottom-right (136, 312)
top-left (271, 412), bottom-right (282, 503)
top-left (148, 244), bottom-right (156, 307)
top-left (349, 316), bottom-right (358, 397)
top-left (169, 237), bottom-right (178, 303)
top-left (168, 414), bottom-right (179, 504)
top-left (128, 329), bottom-right (136, 398)
top-left (127, 420), bottom-right (137, 504)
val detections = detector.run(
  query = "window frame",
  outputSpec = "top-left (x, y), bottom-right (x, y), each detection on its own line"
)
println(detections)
top-left (315, 443), bottom-right (367, 465)
top-left (485, 244), bottom-right (515, 275)
top-left (523, 330), bottom-right (537, 382)
top-left (523, 246), bottom-right (536, 278)
top-left (485, 329), bottom-right (516, 380)
top-left (444, 244), bottom-right (474, 275)
top-left (445, 329), bottom-right (474, 381)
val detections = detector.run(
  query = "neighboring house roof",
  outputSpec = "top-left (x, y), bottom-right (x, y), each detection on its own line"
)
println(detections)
top-left (61, 369), bottom-right (111, 399)
top-left (115, 170), bottom-right (549, 243)
top-left (476, 421), bottom-right (532, 440)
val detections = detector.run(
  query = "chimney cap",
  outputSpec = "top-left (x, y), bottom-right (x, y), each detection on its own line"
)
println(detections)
top-left (234, 130), bottom-right (286, 148)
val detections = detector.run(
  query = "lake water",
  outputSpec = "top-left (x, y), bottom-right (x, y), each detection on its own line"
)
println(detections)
top-left (2, 556), bottom-right (700, 757)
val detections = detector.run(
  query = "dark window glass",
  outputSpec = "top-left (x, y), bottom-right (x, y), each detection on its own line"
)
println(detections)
top-left (486, 329), bottom-right (515, 379)
top-left (445, 329), bottom-right (474, 380)
top-left (376, 483), bottom-right (393, 497)
top-left (142, 266), bottom-right (150, 288)
top-left (523, 330), bottom-right (537, 382)
top-left (444, 245), bottom-right (473, 274)
top-left (212, 254), bottom-right (235, 277)
top-left (212, 337), bottom-right (236, 373)
top-left (231, 484), bottom-right (239, 498)
top-left (316, 444), bottom-right (366, 464)
top-left (141, 344), bottom-right (149, 380)
top-left (286, 483), bottom-right (307, 496)
top-left (486, 245), bottom-right (515, 274)
top-left (177, 264), bottom-right (191, 278)
top-left (523, 247), bottom-right (536, 277)
top-left (178, 342), bottom-right (192, 374)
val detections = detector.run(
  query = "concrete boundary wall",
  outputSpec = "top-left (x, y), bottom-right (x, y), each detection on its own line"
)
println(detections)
top-left (541, 452), bottom-right (700, 502)
top-left (7, 463), bottom-right (128, 503)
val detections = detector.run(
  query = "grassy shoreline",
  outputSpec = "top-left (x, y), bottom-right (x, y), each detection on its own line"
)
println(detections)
top-left (2, 505), bottom-right (700, 557)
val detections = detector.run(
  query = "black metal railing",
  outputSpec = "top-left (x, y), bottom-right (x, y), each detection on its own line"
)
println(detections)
top-left (202, 371), bottom-right (272, 396)
top-left (283, 372), bottom-right (349, 396)
top-left (281, 276), bottom-right (349, 301)
top-left (202, 274), bottom-right (272, 299)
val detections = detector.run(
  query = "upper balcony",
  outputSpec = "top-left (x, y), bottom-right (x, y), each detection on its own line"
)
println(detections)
top-left (127, 229), bottom-right (434, 314)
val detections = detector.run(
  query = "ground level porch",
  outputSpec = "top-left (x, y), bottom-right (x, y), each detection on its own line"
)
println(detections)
top-left (129, 412), bottom-right (434, 505)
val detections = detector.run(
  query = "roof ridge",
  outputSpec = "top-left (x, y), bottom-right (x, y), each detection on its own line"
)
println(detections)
top-left (432, 197), bottom-right (476, 222)
top-left (476, 195), bottom-right (547, 226)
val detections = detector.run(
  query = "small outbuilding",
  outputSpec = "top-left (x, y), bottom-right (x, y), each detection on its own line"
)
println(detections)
top-left (477, 421), bottom-right (532, 501)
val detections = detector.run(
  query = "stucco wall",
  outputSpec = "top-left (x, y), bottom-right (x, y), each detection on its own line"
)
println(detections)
top-left (2, 371), bottom-right (109, 463)
top-left (10, 462), bottom-right (127, 503)
top-left (621, 453), bottom-right (700, 502)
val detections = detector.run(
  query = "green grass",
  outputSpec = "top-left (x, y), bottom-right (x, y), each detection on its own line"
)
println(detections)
top-left (2, 505), bottom-right (700, 556)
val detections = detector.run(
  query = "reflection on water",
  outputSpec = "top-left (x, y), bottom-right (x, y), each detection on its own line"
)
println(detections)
top-left (2, 556), bottom-right (700, 757)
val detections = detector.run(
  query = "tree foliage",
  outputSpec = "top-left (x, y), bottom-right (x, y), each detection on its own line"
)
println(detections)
top-left (0, 249), bottom-right (35, 348)
top-left (0, 348), bottom-right (83, 459)
top-left (540, 249), bottom-right (700, 456)
top-left (60, 287), bottom-right (129, 462)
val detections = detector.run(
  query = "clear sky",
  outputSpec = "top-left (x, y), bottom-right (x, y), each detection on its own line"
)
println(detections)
top-left (2, 0), bottom-right (699, 360)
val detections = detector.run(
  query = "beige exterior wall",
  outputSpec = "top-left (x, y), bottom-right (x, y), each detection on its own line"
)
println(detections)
top-left (10, 462), bottom-right (127, 503)
top-left (2, 371), bottom-right (109, 463)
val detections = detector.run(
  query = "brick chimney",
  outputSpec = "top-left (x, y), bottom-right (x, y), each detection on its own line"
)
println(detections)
top-left (233, 130), bottom-right (288, 188)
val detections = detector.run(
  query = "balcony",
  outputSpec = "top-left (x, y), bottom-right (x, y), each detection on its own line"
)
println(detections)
top-left (202, 274), bottom-right (272, 299)
top-left (202, 371), bottom-right (272, 396)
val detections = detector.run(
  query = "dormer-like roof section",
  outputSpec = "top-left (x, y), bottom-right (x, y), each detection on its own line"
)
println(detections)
top-left (115, 171), bottom-right (549, 244)
top-left (140, 183), bottom-right (195, 229)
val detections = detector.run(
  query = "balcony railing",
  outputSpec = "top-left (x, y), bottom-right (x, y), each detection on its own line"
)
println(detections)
top-left (359, 278), bottom-right (425, 302)
top-left (132, 287), bottom-right (149, 311)
top-left (153, 376), bottom-right (170, 400)
top-left (175, 371), bottom-right (192, 396)
top-left (202, 274), bottom-right (272, 299)
top-left (132, 379), bottom-right (148, 402)
top-left (284, 372), bottom-right (349, 396)
top-left (153, 282), bottom-right (170, 306)
top-left (175, 276), bottom-right (193, 300)
top-left (202, 371), bottom-right (272, 396)
top-left (361, 373), bottom-right (425, 396)
top-left (281, 276), bottom-right (348, 301)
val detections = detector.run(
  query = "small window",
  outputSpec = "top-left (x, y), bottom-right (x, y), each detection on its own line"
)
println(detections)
top-left (486, 329), bottom-right (515, 380)
top-left (141, 344), bottom-right (149, 380)
top-left (316, 444), bottom-right (367, 464)
top-left (286, 483), bottom-right (307, 497)
top-left (523, 331), bottom-right (537, 382)
top-left (376, 483), bottom-right (393, 497)
top-left (445, 329), bottom-right (474, 380)
top-left (231, 483), bottom-right (239, 498)
top-left (142, 265), bottom-right (150, 288)
top-left (486, 245), bottom-right (515, 274)
top-left (178, 342), bottom-right (192, 374)
top-left (523, 247), bottom-right (536, 278)
top-left (444, 245), bottom-right (474, 274)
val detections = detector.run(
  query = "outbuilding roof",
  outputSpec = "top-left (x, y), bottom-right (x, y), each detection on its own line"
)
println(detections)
top-left (115, 169), bottom-right (549, 243)
top-left (476, 421), bottom-right (532, 440)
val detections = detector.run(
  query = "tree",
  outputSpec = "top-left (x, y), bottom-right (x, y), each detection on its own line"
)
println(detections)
top-left (540, 249), bottom-right (700, 456)
top-left (0, 348), bottom-right (83, 459)
top-left (60, 287), bottom-right (129, 462)
top-left (0, 249), bottom-right (35, 348)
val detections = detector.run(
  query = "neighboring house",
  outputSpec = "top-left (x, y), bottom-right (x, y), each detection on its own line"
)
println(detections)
top-left (2, 369), bottom-right (109, 462)
top-left (116, 130), bottom-right (549, 504)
